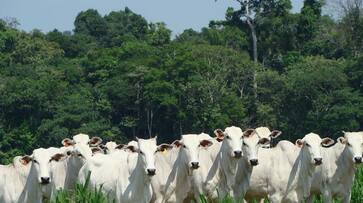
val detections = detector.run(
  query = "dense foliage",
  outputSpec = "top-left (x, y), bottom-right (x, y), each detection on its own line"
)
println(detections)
top-left (0, 1), bottom-right (362, 163)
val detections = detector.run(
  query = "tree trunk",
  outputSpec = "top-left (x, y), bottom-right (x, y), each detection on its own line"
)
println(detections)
top-left (246, 18), bottom-right (258, 99)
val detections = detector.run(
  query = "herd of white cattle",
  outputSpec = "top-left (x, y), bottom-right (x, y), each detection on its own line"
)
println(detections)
top-left (0, 126), bottom-right (362, 203)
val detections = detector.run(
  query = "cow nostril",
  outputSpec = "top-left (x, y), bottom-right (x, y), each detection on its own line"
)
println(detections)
top-left (147, 169), bottom-right (156, 176)
top-left (191, 162), bottom-right (199, 169)
top-left (233, 151), bottom-right (242, 158)
top-left (40, 177), bottom-right (50, 184)
top-left (314, 158), bottom-right (322, 165)
top-left (354, 157), bottom-right (362, 163)
top-left (250, 159), bottom-right (258, 166)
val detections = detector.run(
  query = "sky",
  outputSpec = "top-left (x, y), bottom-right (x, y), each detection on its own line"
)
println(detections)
top-left (0, 0), bottom-right (304, 35)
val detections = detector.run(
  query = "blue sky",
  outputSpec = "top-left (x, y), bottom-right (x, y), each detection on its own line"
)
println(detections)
top-left (0, 0), bottom-right (303, 35)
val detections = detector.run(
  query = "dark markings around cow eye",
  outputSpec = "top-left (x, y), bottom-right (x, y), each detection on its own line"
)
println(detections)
top-left (243, 142), bottom-right (247, 146)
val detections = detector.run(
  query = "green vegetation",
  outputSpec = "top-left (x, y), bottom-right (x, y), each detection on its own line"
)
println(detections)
top-left (51, 172), bottom-right (114, 203)
top-left (1, 1), bottom-right (362, 163)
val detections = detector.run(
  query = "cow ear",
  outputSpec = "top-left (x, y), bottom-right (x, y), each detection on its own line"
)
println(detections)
top-left (89, 137), bottom-right (102, 147)
top-left (20, 155), bottom-right (32, 165)
top-left (295, 139), bottom-right (304, 148)
top-left (243, 129), bottom-right (256, 138)
top-left (62, 138), bottom-right (74, 147)
top-left (172, 140), bottom-right (183, 148)
top-left (115, 144), bottom-right (125, 150)
top-left (51, 153), bottom-right (66, 162)
top-left (91, 147), bottom-right (104, 155)
top-left (157, 144), bottom-right (173, 152)
top-left (338, 137), bottom-right (347, 144)
top-left (321, 137), bottom-right (335, 147)
top-left (126, 145), bottom-right (138, 153)
top-left (269, 130), bottom-right (282, 139)
top-left (214, 129), bottom-right (225, 142)
top-left (258, 138), bottom-right (270, 145)
top-left (200, 140), bottom-right (213, 147)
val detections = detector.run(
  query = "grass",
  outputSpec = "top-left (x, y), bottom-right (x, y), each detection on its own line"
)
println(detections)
top-left (51, 172), bottom-right (114, 203)
top-left (52, 167), bottom-right (363, 203)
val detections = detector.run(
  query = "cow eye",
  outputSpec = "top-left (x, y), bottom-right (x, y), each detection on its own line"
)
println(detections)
top-left (77, 154), bottom-right (83, 157)
top-left (183, 145), bottom-right (187, 149)
top-left (243, 142), bottom-right (247, 146)
top-left (347, 143), bottom-right (352, 147)
top-left (305, 143), bottom-right (310, 147)
top-left (139, 151), bottom-right (144, 155)
top-left (33, 160), bottom-right (38, 164)
top-left (226, 136), bottom-right (231, 140)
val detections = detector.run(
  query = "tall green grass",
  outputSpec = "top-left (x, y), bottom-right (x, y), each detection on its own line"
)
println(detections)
top-left (51, 172), bottom-right (113, 203)
top-left (53, 167), bottom-right (363, 203)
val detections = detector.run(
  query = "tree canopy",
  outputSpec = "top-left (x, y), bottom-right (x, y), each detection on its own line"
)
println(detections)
top-left (0, 4), bottom-right (362, 163)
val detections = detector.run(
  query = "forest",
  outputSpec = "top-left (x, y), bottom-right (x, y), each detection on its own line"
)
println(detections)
top-left (0, 0), bottom-right (362, 164)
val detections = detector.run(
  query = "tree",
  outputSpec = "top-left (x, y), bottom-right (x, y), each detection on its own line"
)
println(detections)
top-left (74, 9), bottom-right (107, 39)
top-left (297, 0), bottom-right (324, 44)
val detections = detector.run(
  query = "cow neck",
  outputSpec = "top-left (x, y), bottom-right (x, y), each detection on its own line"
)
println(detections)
top-left (286, 146), bottom-right (315, 198)
top-left (163, 148), bottom-right (191, 202)
top-left (335, 144), bottom-right (356, 186)
top-left (215, 140), bottom-right (239, 194)
top-left (127, 154), bottom-right (152, 197)
top-left (19, 163), bottom-right (45, 203)
top-left (220, 141), bottom-right (239, 175)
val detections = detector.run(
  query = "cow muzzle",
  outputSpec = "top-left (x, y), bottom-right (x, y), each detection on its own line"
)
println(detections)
top-left (250, 159), bottom-right (259, 166)
top-left (191, 162), bottom-right (199, 169)
top-left (147, 168), bottom-right (156, 176)
top-left (314, 158), bottom-right (322, 165)
top-left (40, 177), bottom-right (50, 185)
top-left (354, 157), bottom-right (362, 164)
top-left (233, 150), bottom-right (242, 158)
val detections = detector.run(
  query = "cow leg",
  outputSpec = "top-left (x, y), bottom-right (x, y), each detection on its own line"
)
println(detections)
top-left (322, 190), bottom-right (333, 203)
top-left (341, 193), bottom-right (351, 203)
top-left (268, 194), bottom-right (282, 203)
top-left (305, 195), bottom-right (314, 203)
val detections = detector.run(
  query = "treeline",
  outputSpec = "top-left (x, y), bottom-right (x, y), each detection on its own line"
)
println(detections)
top-left (0, 1), bottom-right (362, 163)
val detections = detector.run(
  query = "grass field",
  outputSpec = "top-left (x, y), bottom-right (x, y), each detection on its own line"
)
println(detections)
top-left (51, 167), bottom-right (363, 203)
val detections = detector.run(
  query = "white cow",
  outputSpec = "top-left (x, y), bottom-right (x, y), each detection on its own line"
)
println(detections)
top-left (255, 126), bottom-right (282, 148)
top-left (233, 127), bottom-right (282, 199)
top-left (159, 134), bottom-right (213, 203)
top-left (62, 134), bottom-right (102, 189)
top-left (203, 127), bottom-right (256, 200)
top-left (0, 156), bottom-right (31, 203)
top-left (242, 133), bottom-right (334, 203)
top-left (18, 148), bottom-right (66, 203)
top-left (78, 137), bottom-right (169, 203)
top-left (307, 131), bottom-right (363, 203)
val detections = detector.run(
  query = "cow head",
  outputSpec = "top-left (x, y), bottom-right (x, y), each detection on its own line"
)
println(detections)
top-left (61, 134), bottom-right (102, 161)
top-left (22, 148), bottom-right (65, 185)
top-left (296, 133), bottom-right (334, 166)
top-left (338, 131), bottom-right (363, 164)
top-left (99, 141), bottom-right (119, 154)
top-left (126, 137), bottom-right (172, 176)
top-left (255, 127), bottom-right (282, 148)
top-left (242, 128), bottom-right (270, 166)
top-left (173, 134), bottom-right (213, 170)
top-left (216, 126), bottom-right (243, 159)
